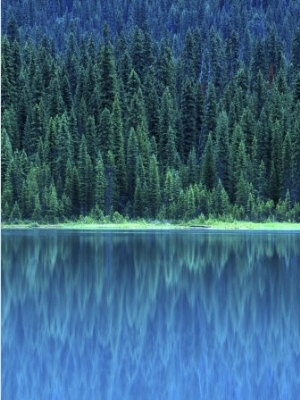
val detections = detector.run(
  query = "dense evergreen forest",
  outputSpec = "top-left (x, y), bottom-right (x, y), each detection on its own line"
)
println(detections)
top-left (2, 0), bottom-right (300, 223)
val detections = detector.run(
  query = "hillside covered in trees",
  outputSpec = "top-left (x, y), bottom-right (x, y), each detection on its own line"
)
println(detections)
top-left (2, 0), bottom-right (300, 223)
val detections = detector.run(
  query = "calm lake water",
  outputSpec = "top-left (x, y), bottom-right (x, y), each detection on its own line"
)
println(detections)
top-left (1, 229), bottom-right (300, 400)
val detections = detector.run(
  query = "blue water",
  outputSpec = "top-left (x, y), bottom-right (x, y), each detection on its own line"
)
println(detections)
top-left (2, 229), bottom-right (300, 399)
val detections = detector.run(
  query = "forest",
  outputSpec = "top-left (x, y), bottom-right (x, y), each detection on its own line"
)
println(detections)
top-left (2, 0), bottom-right (300, 223)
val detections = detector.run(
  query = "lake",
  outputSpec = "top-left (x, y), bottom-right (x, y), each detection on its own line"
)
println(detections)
top-left (1, 229), bottom-right (300, 399)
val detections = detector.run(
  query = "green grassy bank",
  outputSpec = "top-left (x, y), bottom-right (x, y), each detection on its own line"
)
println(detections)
top-left (2, 219), bottom-right (300, 231)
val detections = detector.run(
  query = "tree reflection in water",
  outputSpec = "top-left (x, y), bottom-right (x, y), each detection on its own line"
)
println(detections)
top-left (2, 230), bottom-right (300, 399)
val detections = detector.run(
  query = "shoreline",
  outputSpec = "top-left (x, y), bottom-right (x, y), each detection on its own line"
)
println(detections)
top-left (2, 221), bottom-right (300, 231)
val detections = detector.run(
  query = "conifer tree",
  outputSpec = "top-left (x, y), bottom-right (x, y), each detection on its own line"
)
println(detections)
top-left (159, 87), bottom-right (176, 163)
top-left (10, 201), bottom-right (22, 222)
top-left (185, 185), bottom-right (196, 220)
top-left (72, 166), bottom-right (80, 217)
top-left (291, 27), bottom-right (300, 73)
top-left (204, 83), bottom-right (217, 145)
top-left (187, 148), bottom-right (198, 186)
top-left (235, 172), bottom-right (248, 211)
top-left (98, 25), bottom-right (117, 112)
top-left (64, 158), bottom-right (74, 218)
top-left (293, 73), bottom-right (300, 103)
top-left (57, 113), bottom-right (73, 182)
top-left (164, 169), bottom-right (174, 219)
top-left (32, 194), bottom-right (42, 222)
top-left (143, 67), bottom-right (160, 142)
top-left (2, 107), bottom-right (20, 151)
top-left (130, 27), bottom-right (146, 79)
top-left (181, 78), bottom-right (196, 161)
top-left (158, 39), bottom-right (175, 95)
top-left (201, 133), bottom-right (216, 191)
top-left (105, 150), bottom-right (118, 215)
top-left (99, 108), bottom-right (113, 158)
top-left (269, 120), bottom-right (283, 204)
top-left (134, 178), bottom-right (144, 218)
top-left (128, 88), bottom-right (147, 131)
top-left (1, 164), bottom-right (14, 217)
top-left (46, 184), bottom-right (59, 223)
top-left (112, 95), bottom-right (127, 205)
top-left (282, 131), bottom-right (293, 197)
top-left (195, 81), bottom-right (205, 154)
top-left (166, 126), bottom-right (179, 170)
top-left (148, 155), bottom-right (160, 218)
top-left (94, 152), bottom-right (106, 212)
top-left (126, 127), bottom-right (139, 201)
top-left (209, 28), bottom-right (224, 93)
top-left (291, 107), bottom-right (300, 202)
top-left (216, 111), bottom-right (231, 194)
top-left (1, 128), bottom-right (13, 180)
top-left (47, 117), bottom-right (60, 184)
top-left (182, 29), bottom-right (196, 78)
top-left (48, 72), bottom-right (64, 117)
top-left (24, 166), bottom-right (39, 219)
top-left (78, 135), bottom-right (93, 215)
top-left (257, 161), bottom-right (268, 200)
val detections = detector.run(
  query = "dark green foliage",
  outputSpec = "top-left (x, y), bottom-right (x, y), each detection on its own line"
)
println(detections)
top-left (112, 96), bottom-right (127, 206)
top-left (105, 150), bottom-right (118, 215)
top-left (10, 201), bottom-right (22, 222)
top-left (291, 28), bottom-right (300, 72)
top-left (99, 108), bottom-right (113, 157)
top-left (2, 2), bottom-right (300, 223)
top-left (126, 127), bottom-right (139, 202)
top-left (45, 184), bottom-right (59, 223)
top-left (181, 78), bottom-right (196, 161)
top-left (159, 87), bottom-right (176, 163)
top-left (291, 106), bottom-right (300, 202)
top-left (148, 155), bottom-right (160, 218)
top-left (216, 111), bottom-right (231, 194)
top-left (201, 133), bottom-right (216, 191)
top-left (134, 178), bottom-right (144, 218)
top-left (98, 27), bottom-right (117, 112)
top-left (94, 152), bottom-right (106, 212)
top-left (204, 83), bottom-right (217, 145)
top-left (78, 135), bottom-right (93, 215)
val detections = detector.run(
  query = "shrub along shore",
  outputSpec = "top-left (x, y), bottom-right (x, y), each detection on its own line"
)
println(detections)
top-left (2, 218), bottom-right (300, 231)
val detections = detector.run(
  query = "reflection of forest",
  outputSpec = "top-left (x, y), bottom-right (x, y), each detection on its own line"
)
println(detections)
top-left (2, 231), bottom-right (300, 399)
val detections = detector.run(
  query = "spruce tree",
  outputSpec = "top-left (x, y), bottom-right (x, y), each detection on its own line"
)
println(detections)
top-left (282, 131), bottom-right (293, 197)
top-left (78, 135), bottom-right (93, 215)
top-left (291, 107), bottom-right (300, 202)
top-left (158, 39), bottom-right (176, 95)
top-left (126, 128), bottom-right (139, 202)
top-left (134, 178), bottom-right (144, 218)
top-left (99, 108), bottom-right (113, 158)
top-left (94, 152), bottom-right (106, 212)
top-left (64, 158), bottom-right (74, 218)
top-left (201, 133), bottom-right (216, 191)
top-left (164, 169), bottom-right (176, 220)
top-left (1, 128), bottom-right (13, 180)
top-left (24, 166), bottom-right (39, 219)
top-left (216, 111), bottom-right (231, 194)
top-left (105, 150), bottom-right (118, 215)
top-left (181, 78), bottom-right (196, 161)
top-left (159, 87), bottom-right (176, 163)
top-left (148, 155), bottom-right (160, 218)
top-left (143, 67), bottom-right (160, 143)
top-left (57, 113), bottom-right (73, 182)
top-left (10, 201), bottom-right (22, 222)
top-left (98, 25), bottom-right (117, 112)
top-left (112, 95), bottom-right (127, 206)
top-left (46, 184), bottom-right (59, 223)
top-left (204, 83), bottom-right (217, 146)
